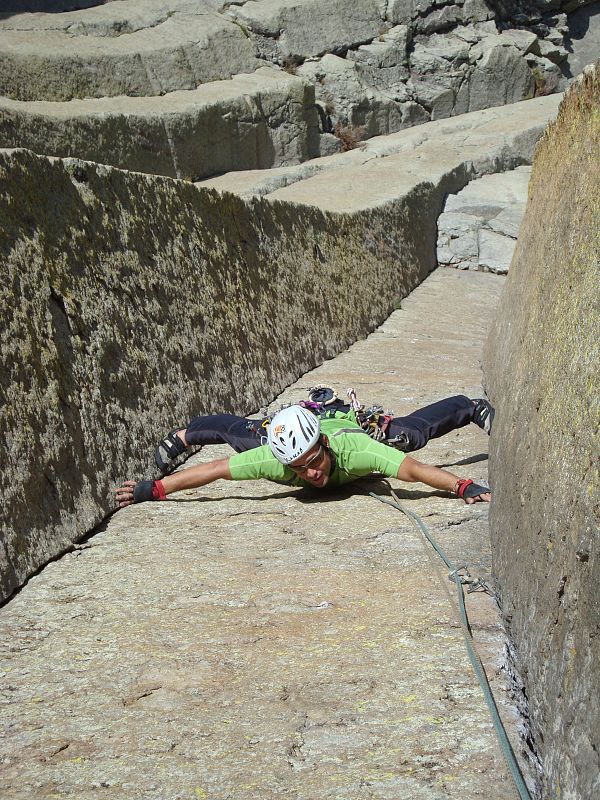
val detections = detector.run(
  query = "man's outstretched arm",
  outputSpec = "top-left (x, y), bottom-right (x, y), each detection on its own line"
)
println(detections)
top-left (397, 456), bottom-right (491, 504)
top-left (115, 457), bottom-right (232, 508)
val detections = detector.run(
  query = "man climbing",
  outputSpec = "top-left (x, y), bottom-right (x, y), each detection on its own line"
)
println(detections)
top-left (115, 393), bottom-right (494, 507)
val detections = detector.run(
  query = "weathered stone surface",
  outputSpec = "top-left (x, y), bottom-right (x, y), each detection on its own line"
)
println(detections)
top-left (0, 68), bottom-right (320, 180)
top-left (436, 166), bottom-right (531, 271)
top-left (200, 94), bottom-right (560, 211)
top-left (526, 52), bottom-right (565, 95)
top-left (0, 0), bottom-right (578, 159)
top-left (499, 27), bottom-right (539, 52)
top-left (0, 267), bottom-right (536, 799)
top-left (1, 139), bottom-right (476, 603)
top-left (418, 4), bottom-right (464, 34)
top-left (483, 68), bottom-right (600, 800)
top-left (562, 1), bottom-right (600, 78)
top-left (0, 1), bottom-right (260, 101)
top-left (227, 0), bottom-right (384, 60)
top-left (468, 40), bottom-right (535, 109)
top-left (298, 53), bottom-right (414, 137)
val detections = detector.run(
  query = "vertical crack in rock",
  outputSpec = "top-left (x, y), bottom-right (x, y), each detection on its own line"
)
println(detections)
top-left (500, 639), bottom-right (544, 798)
top-left (162, 116), bottom-right (183, 180)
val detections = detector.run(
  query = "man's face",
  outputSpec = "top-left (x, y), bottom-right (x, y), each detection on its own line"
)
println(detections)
top-left (289, 441), bottom-right (332, 487)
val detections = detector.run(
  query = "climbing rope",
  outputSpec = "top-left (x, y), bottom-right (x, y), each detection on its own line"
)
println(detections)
top-left (369, 489), bottom-right (532, 800)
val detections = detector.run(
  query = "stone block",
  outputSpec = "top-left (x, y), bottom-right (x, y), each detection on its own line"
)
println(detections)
top-left (417, 5), bottom-right (464, 35)
top-left (228, 0), bottom-right (383, 60)
top-left (477, 228), bottom-right (514, 272)
top-left (0, 4), bottom-right (260, 101)
top-left (0, 68), bottom-right (320, 181)
top-left (468, 42), bottom-right (535, 110)
top-left (410, 81), bottom-right (456, 118)
top-left (462, 0), bottom-right (494, 22)
top-left (499, 28), bottom-right (538, 53)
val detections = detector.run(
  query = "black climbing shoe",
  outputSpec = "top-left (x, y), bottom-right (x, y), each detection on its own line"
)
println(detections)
top-left (472, 399), bottom-right (495, 435)
top-left (154, 429), bottom-right (187, 474)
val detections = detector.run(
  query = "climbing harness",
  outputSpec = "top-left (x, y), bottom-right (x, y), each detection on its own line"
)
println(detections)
top-left (252, 386), bottom-right (399, 446)
top-left (369, 488), bottom-right (532, 800)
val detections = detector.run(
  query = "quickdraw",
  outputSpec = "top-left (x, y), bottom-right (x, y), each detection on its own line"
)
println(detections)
top-left (347, 387), bottom-right (394, 443)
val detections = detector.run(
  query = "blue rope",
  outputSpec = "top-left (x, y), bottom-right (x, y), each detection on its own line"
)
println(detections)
top-left (369, 490), bottom-right (532, 800)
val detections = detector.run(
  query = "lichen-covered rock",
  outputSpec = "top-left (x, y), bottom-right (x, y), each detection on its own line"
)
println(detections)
top-left (483, 67), bottom-right (600, 800)
top-left (0, 144), bottom-right (445, 603)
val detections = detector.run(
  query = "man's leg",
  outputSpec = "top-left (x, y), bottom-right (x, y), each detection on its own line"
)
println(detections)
top-left (155, 414), bottom-right (266, 473)
top-left (386, 395), bottom-right (480, 452)
top-left (185, 414), bottom-right (267, 452)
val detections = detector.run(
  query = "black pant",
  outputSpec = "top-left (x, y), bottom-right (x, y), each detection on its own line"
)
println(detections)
top-left (185, 395), bottom-right (476, 454)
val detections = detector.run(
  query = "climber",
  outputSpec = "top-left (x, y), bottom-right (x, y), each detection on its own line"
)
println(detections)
top-left (148, 393), bottom-right (494, 472)
top-left (115, 396), bottom-right (494, 508)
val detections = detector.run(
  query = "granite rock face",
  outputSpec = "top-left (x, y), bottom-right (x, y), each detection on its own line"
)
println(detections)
top-left (0, 94), bottom-right (560, 602)
top-left (483, 67), bottom-right (600, 800)
top-left (0, 0), bottom-right (588, 179)
top-left (0, 145), bottom-right (443, 603)
top-left (0, 1), bottom-right (261, 101)
top-left (0, 68), bottom-right (320, 181)
top-left (0, 268), bottom-right (526, 800)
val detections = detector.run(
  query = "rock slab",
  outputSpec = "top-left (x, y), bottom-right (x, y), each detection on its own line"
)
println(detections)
top-left (0, 67), bottom-right (320, 180)
top-left (0, 268), bottom-right (532, 799)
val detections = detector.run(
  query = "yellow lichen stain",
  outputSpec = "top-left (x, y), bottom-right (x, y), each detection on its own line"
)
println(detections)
top-left (401, 695), bottom-right (417, 703)
top-left (437, 774), bottom-right (459, 786)
top-left (194, 788), bottom-right (208, 799)
top-left (69, 757), bottom-right (84, 764)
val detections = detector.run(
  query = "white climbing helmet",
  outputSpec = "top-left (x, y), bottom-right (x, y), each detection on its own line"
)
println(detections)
top-left (267, 405), bottom-right (321, 465)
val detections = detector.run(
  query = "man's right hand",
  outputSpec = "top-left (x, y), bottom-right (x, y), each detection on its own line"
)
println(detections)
top-left (115, 480), bottom-right (137, 507)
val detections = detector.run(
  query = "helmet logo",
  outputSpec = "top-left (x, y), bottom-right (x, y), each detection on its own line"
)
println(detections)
top-left (273, 424), bottom-right (285, 436)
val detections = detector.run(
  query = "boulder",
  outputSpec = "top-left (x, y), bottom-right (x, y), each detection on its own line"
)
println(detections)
top-left (461, 0), bottom-right (495, 22)
top-left (436, 166), bottom-right (531, 270)
top-left (298, 53), bottom-right (416, 137)
top-left (477, 228), bottom-right (515, 272)
top-left (385, 0), bottom-right (436, 24)
top-left (468, 40), bottom-right (535, 109)
top-left (417, 5), bottom-right (464, 34)
top-left (526, 52), bottom-right (565, 95)
top-left (498, 28), bottom-right (539, 52)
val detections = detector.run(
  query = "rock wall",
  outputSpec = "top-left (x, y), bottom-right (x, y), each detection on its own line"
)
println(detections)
top-left (0, 0), bottom-right (588, 178)
top-left (483, 67), bottom-right (600, 799)
top-left (0, 146), bottom-right (434, 603)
